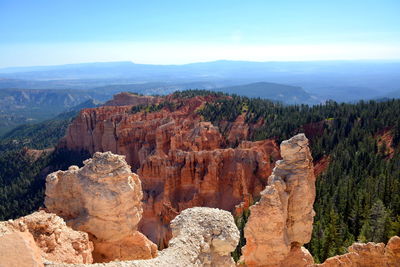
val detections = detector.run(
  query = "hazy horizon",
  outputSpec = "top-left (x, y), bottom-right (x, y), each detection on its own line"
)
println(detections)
top-left (1, 0), bottom-right (400, 68)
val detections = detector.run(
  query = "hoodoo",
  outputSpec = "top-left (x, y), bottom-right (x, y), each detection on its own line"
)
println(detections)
top-left (44, 151), bottom-right (157, 263)
top-left (60, 93), bottom-right (280, 246)
top-left (242, 133), bottom-right (316, 267)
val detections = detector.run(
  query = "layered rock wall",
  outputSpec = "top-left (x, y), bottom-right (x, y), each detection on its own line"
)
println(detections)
top-left (242, 133), bottom-right (316, 267)
top-left (45, 152), bottom-right (157, 263)
top-left (60, 95), bottom-right (280, 246)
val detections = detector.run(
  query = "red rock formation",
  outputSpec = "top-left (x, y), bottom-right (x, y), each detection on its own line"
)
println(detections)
top-left (375, 127), bottom-right (395, 158)
top-left (316, 235), bottom-right (400, 267)
top-left (60, 95), bottom-right (280, 246)
top-left (314, 155), bottom-right (330, 177)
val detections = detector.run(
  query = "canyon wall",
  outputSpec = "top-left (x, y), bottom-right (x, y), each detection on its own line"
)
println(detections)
top-left (2, 132), bottom-right (400, 266)
top-left (45, 152), bottom-right (157, 263)
top-left (60, 94), bottom-right (280, 246)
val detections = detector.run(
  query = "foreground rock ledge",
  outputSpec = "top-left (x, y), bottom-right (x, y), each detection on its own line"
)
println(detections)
top-left (0, 210), bottom-right (93, 266)
top-left (317, 235), bottom-right (400, 267)
top-left (45, 207), bottom-right (240, 267)
top-left (45, 151), bottom-right (157, 262)
top-left (242, 133), bottom-right (316, 267)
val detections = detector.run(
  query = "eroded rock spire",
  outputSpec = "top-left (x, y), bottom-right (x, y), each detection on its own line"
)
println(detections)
top-left (242, 133), bottom-right (316, 267)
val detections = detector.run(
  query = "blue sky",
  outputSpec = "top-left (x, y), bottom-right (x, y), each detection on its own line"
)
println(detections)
top-left (1, 0), bottom-right (400, 67)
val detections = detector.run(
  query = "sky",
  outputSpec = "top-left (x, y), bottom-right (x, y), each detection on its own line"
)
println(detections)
top-left (0, 0), bottom-right (400, 67)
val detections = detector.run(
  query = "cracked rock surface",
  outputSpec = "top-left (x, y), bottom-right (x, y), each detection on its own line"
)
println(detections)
top-left (242, 133), bottom-right (316, 267)
top-left (45, 152), bottom-right (157, 263)
top-left (45, 207), bottom-right (239, 267)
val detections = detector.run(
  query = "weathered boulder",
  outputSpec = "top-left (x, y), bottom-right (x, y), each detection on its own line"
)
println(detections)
top-left (45, 207), bottom-right (240, 267)
top-left (316, 235), bottom-right (400, 267)
top-left (242, 133), bottom-right (316, 267)
top-left (45, 152), bottom-right (157, 263)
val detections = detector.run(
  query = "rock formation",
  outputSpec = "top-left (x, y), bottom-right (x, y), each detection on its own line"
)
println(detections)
top-left (0, 225), bottom-right (44, 267)
top-left (44, 152), bottom-right (157, 263)
top-left (242, 133), bottom-right (316, 267)
top-left (46, 207), bottom-right (240, 267)
top-left (0, 210), bottom-right (93, 266)
top-left (317, 236), bottom-right (400, 267)
top-left (15, 211), bottom-right (93, 264)
top-left (60, 95), bottom-right (280, 246)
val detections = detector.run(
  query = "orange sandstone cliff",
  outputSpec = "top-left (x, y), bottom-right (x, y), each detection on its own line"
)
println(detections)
top-left (59, 93), bottom-right (280, 246)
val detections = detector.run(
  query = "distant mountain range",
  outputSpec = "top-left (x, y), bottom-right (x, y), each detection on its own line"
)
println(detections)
top-left (214, 82), bottom-right (318, 104)
top-left (1, 60), bottom-right (400, 102)
top-left (0, 89), bottom-right (104, 136)
top-left (384, 89), bottom-right (400, 99)
top-left (0, 60), bottom-right (399, 135)
top-left (0, 80), bottom-right (322, 136)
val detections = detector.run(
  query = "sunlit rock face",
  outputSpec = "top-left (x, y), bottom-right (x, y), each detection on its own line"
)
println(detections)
top-left (45, 207), bottom-right (240, 267)
top-left (45, 151), bottom-right (157, 263)
top-left (0, 225), bottom-right (44, 267)
top-left (0, 210), bottom-right (93, 265)
top-left (242, 133), bottom-right (316, 267)
top-left (60, 94), bottom-right (280, 246)
top-left (316, 236), bottom-right (400, 267)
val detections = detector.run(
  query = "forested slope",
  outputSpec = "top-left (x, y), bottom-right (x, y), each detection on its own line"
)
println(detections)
top-left (198, 92), bottom-right (400, 262)
top-left (0, 90), bottom-right (399, 263)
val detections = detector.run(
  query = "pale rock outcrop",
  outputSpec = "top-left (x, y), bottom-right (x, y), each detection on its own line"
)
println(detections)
top-left (242, 133), bottom-right (316, 267)
top-left (45, 152), bottom-right (157, 263)
top-left (15, 211), bottom-right (93, 264)
top-left (45, 207), bottom-right (240, 267)
top-left (317, 235), bottom-right (400, 267)
top-left (0, 223), bottom-right (44, 267)
top-left (0, 211), bottom-right (93, 265)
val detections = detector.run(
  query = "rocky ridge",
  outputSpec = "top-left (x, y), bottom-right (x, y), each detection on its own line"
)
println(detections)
top-left (317, 236), bottom-right (400, 267)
